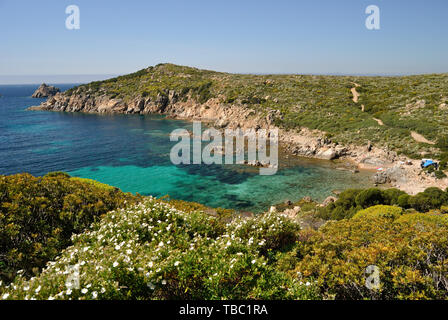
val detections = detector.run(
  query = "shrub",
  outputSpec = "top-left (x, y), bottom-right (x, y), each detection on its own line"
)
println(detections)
top-left (320, 189), bottom-right (362, 220)
top-left (355, 188), bottom-right (385, 208)
top-left (395, 212), bottom-right (448, 226)
top-left (0, 199), bottom-right (320, 300)
top-left (435, 170), bottom-right (447, 179)
top-left (352, 205), bottom-right (403, 220)
top-left (397, 194), bottom-right (411, 208)
top-left (0, 173), bottom-right (139, 283)
top-left (296, 217), bottom-right (448, 299)
top-left (382, 188), bottom-right (407, 205)
top-left (408, 187), bottom-right (448, 212)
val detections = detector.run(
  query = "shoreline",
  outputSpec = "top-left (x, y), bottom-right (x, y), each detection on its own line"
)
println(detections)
top-left (29, 91), bottom-right (448, 196)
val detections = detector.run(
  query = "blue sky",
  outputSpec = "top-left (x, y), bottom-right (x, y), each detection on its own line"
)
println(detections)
top-left (1, 0), bottom-right (447, 82)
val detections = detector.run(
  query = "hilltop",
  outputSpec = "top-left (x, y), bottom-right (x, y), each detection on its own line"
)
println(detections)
top-left (29, 63), bottom-right (448, 193)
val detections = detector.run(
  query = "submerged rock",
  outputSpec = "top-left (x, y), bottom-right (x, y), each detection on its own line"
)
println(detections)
top-left (32, 83), bottom-right (60, 98)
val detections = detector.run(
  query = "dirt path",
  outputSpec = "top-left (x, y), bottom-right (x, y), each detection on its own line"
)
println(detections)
top-left (351, 83), bottom-right (360, 103)
top-left (373, 118), bottom-right (384, 126)
top-left (411, 131), bottom-right (435, 145)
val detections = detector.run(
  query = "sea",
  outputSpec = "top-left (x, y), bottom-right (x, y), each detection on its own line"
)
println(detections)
top-left (0, 84), bottom-right (373, 212)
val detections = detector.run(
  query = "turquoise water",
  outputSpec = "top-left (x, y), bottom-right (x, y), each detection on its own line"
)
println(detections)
top-left (0, 84), bottom-right (373, 212)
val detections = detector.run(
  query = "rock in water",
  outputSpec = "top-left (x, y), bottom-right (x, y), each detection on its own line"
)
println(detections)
top-left (316, 148), bottom-right (337, 160)
top-left (32, 83), bottom-right (60, 98)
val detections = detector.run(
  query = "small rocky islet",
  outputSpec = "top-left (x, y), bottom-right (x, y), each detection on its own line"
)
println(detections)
top-left (31, 83), bottom-right (60, 98)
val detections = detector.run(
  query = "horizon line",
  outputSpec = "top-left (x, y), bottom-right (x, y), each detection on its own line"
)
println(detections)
top-left (1, 69), bottom-right (448, 85)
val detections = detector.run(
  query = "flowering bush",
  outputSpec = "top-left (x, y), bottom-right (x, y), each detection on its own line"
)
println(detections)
top-left (0, 173), bottom-right (139, 283)
top-left (0, 199), bottom-right (319, 300)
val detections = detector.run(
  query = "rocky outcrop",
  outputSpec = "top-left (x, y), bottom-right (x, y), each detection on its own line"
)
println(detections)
top-left (32, 83), bottom-right (60, 98)
top-left (321, 196), bottom-right (338, 207)
top-left (372, 165), bottom-right (407, 185)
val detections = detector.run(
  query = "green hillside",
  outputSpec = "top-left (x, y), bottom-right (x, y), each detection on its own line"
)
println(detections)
top-left (65, 63), bottom-right (448, 159)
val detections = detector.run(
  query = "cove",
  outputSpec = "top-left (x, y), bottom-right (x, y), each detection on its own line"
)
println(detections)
top-left (0, 84), bottom-right (374, 213)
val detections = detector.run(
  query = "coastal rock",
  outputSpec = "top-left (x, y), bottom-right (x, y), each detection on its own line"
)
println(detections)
top-left (361, 157), bottom-right (386, 167)
top-left (373, 165), bottom-right (407, 185)
top-left (32, 83), bottom-right (60, 98)
top-left (316, 148), bottom-right (337, 160)
top-left (321, 196), bottom-right (338, 207)
top-left (302, 196), bottom-right (312, 203)
top-left (281, 206), bottom-right (301, 218)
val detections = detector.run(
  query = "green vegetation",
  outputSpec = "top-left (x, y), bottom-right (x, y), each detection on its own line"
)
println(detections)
top-left (2, 174), bottom-right (448, 300)
top-left (318, 187), bottom-right (448, 220)
top-left (0, 173), bottom-right (139, 283)
top-left (296, 214), bottom-right (448, 299)
top-left (0, 198), bottom-right (319, 300)
top-left (65, 63), bottom-right (448, 159)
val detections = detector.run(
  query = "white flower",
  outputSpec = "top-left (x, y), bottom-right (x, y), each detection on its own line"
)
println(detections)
top-left (48, 296), bottom-right (55, 300)
top-left (161, 280), bottom-right (167, 285)
top-left (251, 259), bottom-right (256, 264)
top-left (81, 288), bottom-right (88, 294)
top-left (174, 261), bottom-right (180, 267)
top-left (23, 286), bottom-right (29, 291)
top-left (66, 289), bottom-right (72, 295)
top-left (148, 262), bottom-right (153, 268)
top-left (126, 249), bottom-right (132, 255)
top-left (2, 293), bottom-right (9, 300)
top-left (92, 291), bottom-right (98, 299)
top-left (113, 261), bottom-right (119, 267)
top-left (305, 282), bottom-right (311, 286)
top-left (35, 285), bottom-right (41, 293)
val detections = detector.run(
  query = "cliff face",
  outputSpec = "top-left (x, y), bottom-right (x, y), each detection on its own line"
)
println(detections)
top-left (31, 83), bottom-right (60, 98)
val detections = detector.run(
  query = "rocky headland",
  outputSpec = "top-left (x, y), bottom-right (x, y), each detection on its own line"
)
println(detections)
top-left (28, 64), bottom-right (448, 195)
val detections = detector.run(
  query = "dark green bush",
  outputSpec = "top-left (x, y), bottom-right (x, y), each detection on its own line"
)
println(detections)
top-left (435, 170), bottom-right (447, 179)
top-left (408, 187), bottom-right (448, 212)
top-left (397, 194), bottom-right (411, 208)
top-left (355, 188), bottom-right (385, 208)
top-left (320, 187), bottom-right (448, 220)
